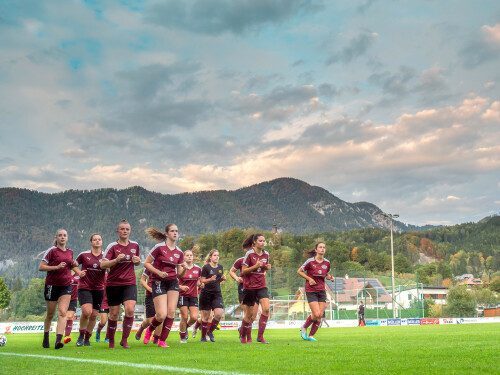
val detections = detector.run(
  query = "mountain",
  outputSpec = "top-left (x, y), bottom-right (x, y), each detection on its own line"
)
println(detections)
top-left (0, 177), bottom-right (430, 265)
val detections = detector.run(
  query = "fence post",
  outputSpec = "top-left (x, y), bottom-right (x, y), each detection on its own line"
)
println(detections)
top-left (334, 268), bottom-right (338, 320)
top-left (233, 278), bottom-right (236, 318)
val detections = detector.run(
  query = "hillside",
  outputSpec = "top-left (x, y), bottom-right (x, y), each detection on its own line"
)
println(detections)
top-left (1, 177), bottom-right (429, 267)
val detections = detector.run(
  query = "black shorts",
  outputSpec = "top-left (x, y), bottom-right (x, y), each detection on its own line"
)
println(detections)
top-left (106, 284), bottom-right (137, 306)
top-left (44, 284), bottom-right (72, 302)
top-left (78, 289), bottom-right (104, 310)
top-left (306, 291), bottom-right (327, 303)
top-left (68, 299), bottom-right (78, 312)
top-left (99, 308), bottom-right (109, 314)
top-left (238, 283), bottom-right (260, 305)
top-left (359, 313), bottom-right (365, 320)
top-left (242, 287), bottom-right (268, 307)
top-left (178, 296), bottom-right (199, 308)
top-left (152, 279), bottom-right (179, 298)
top-left (199, 291), bottom-right (224, 311)
top-left (145, 295), bottom-right (155, 319)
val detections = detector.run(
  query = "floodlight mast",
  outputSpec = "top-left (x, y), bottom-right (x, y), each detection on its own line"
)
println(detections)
top-left (382, 212), bottom-right (399, 318)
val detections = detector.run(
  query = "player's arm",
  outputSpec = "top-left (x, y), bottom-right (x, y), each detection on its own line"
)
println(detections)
top-left (229, 267), bottom-right (242, 283)
top-left (140, 274), bottom-right (152, 294)
top-left (38, 260), bottom-right (66, 272)
top-left (297, 267), bottom-right (314, 284)
top-left (144, 254), bottom-right (167, 279)
top-left (241, 260), bottom-right (262, 275)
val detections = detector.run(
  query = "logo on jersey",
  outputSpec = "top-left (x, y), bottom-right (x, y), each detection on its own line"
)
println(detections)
top-left (131, 249), bottom-right (136, 254)
top-left (210, 270), bottom-right (214, 274)
top-left (126, 255), bottom-right (130, 260)
top-left (174, 254), bottom-right (180, 258)
top-left (218, 270), bottom-right (222, 274)
top-left (93, 263), bottom-right (97, 268)
top-left (321, 265), bottom-right (327, 269)
top-left (98, 259), bottom-right (102, 263)
top-left (318, 270), bottom-right (322, 274)
top-left (86, 257), bottom-right (91, 261)
top-left (193, 270), bottom-right (199, 274)
top-left (170, 257), bottom-right (174, 261)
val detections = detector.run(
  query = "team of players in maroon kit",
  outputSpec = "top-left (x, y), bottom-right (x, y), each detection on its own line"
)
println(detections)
top-left (39, 223), bottom-right (332, 349)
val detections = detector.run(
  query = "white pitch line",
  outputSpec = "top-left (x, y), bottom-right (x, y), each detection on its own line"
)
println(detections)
top-left (0, 352), bottom-right (257, 375)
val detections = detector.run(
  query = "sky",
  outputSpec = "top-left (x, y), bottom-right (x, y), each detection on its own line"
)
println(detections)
top-left (1, 0), bottom-right (499, 227)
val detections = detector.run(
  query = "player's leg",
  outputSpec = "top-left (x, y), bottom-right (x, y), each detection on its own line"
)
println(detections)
top-left (55, 294), bottom-right (71, 349)
top-left (257, 297), bottom-right (270, 343)
top-left (43, 300), bottom-right (57, 348)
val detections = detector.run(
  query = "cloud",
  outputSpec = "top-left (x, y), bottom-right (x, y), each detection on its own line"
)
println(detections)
top-left (144, 0), bottom-right (322, 36)
top-left (460, 23), bottom-right (500, 68)
top-left (326, 31), bottom-right (378, 65)
top-left (369, 66), bottom-right (417, 96)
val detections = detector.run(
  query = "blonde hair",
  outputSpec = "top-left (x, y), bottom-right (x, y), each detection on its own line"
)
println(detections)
top-left (117, 219), bottom-right (129, 229)
top-left (53, 229), bottom-right (67, 246)
top-left (186, 245), bottom-right (202, 263)
top-left (204, 249), bottom-right (219, 265)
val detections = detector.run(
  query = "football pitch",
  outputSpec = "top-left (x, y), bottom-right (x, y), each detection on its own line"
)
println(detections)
top-left (0, 324), bottom-right (498, 374)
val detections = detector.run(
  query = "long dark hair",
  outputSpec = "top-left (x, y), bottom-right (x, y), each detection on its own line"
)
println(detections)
top-left (304, 242), bottom-right (325, 258)
top-left (145, 224), bottom-right (176, 242)
top-left (242, 233), bottom-right (264, 250)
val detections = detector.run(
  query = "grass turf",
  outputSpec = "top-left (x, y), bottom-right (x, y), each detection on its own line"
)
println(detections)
top-left (0, 324), bottom-right (498, 374)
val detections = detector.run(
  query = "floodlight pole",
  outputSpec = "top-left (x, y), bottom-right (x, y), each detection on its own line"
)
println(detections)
top-left (382, 212), bottom-right (399, 318)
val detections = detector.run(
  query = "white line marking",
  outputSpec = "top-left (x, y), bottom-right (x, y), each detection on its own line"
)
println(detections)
top-left (0, 352), bottom-right (256, 375)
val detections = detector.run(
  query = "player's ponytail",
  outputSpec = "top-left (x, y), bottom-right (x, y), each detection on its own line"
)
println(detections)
top-left (304, 242), bottom-right (325, 258)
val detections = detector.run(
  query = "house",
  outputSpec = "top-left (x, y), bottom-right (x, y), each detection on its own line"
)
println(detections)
top-left (458, 277), bottom-right (483, 289)
top-left (325, 277), bottom-right (392, 310)
top-left (396, 286), bottom-right (448, 308)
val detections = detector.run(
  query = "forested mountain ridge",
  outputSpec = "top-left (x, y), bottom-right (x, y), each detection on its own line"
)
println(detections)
top-left (1, 177), bottom-right (434, 275)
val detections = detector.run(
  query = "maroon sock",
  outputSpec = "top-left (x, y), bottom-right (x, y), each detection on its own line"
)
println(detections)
top-left (309, 320), bottom-right (321, 337)
top-left (136, 325), bottom-right (145, 337)
top-left (122, 316), bottom-right (134, 341)
top-left (79, 328), bottom-right (86, 338)
top-left (159, 318), bottom-right (174, 342)
top-left (148, 317), bottom-right (161, 331)
top-left (65, 320), bottom-right (73, 337)
top-left (246, 319), bottom-right (253, 340)
top-left (208, 319), bottom-right (220, 333)
top-left (85, 331), bottom-right (92, 340)
top-left (186, 320), bottom-right (195, 328)
top-left (303, 315), bottom-right (313, 329)
top-left (180, 330), bottom-right (187, 339)
top-left (239, 322), bottom-right (247, 339)
top-left (153, 334), bottom-right (160, 342)
top-left (257, 315), bottom-right (268, 340)
top-left (97, 323), bottom-right (104, 333)
top-left (107, 319), bottom-right (117, 343)
top-left (194, 320), bottom-right (201, 329)
top-left (201, 321), bottom-right (208, 338)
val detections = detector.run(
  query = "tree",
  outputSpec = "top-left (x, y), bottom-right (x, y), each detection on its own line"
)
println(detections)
top-left (445, 285), bottom-right (476, 318)
top-left (473, 287), bottom-right (497, 308)
top-left (178, 236), bottom-right (194, 251)
top-left (437, 262), bottom-right (453, 280)
top-left (340, 261), bottom-right (364, 272)
top-left (394, 253), bottom-right (412, 273)
top-left (0, 278), bottom-right (11, 309)
top-left (489, 276), bottom-right (500, 293)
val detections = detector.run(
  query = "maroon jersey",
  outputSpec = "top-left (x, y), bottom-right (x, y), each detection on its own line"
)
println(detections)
top-left (71, 274), bottom-right (80, 300)
top-left (300, 257), bottom-right (331, 292)
top-left (76, 251), bottom-right (106, 290)
top-left (232, 257), bottom-right (244, 274)
top-left (147, 242), bottom-right (184, 282)
top-left (242, 249), bottom-right (269, 289)
top-left (178, 264), bottom-right (201, 297)
top-left (42, 246), bottom-right (74, 286)
top-left (142, 269), bottom-right (153, 296)
top-left (103, 241), bottom-right (140, 286)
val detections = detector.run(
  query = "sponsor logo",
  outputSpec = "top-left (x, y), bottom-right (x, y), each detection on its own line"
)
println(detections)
top-left (442, 318), bottom-right (454, 324)
top-left (174, 254), bottom-right (180, 258)
top-left (193, 270), bottom-right (198, 274)
top-left (387, 319), bottom-right (401, 326)
top-left (421, 318), bottom-right (439, 325)
top-left (366, 320), bottom-right (380, 326)
top-left (12, 324), bottom-right (44, 332)
top-left (407, 318), bottom-right (420, 325)
top-left (321, 265), bottom-right (327, 269)
top-left (131, 249), bottom-right (136, 254)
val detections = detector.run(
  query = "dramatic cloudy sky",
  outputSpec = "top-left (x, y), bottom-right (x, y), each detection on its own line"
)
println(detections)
top-left (1, 1), bottom-right (499, 226)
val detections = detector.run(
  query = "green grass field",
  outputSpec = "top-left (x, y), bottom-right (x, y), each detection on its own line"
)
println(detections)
top-left (0, 324), bottom-right (498, 374)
